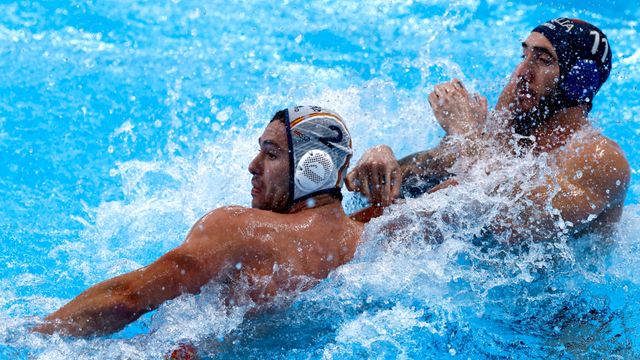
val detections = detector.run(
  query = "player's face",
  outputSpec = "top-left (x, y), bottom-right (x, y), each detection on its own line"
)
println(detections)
top-left (511, 32), bottom-right (561, 114)
top-left (248, 121), bottom-right (291, 212)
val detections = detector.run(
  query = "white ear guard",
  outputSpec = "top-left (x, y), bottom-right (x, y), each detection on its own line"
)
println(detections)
top-left (294, 150), bottom-right (336, 193)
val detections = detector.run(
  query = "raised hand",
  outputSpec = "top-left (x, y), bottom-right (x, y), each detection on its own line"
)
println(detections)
top-left (428, 79), bottom-right (488, 137)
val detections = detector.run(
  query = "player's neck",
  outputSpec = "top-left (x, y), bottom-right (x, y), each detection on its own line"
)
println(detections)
top-left (287, 194), bottom-right (343, 214)
top-left (532, 106), bottom-right (589, 152)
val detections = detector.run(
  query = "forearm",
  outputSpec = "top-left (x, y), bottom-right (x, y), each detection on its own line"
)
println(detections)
top-left (34, 274), bottom-right (145, 336)
top-left (398, 136), bottom-right (482, 197)
top-left (35, 251), bottom-right (208, 337)
top-left (398, 145), bottom-right (454, 183)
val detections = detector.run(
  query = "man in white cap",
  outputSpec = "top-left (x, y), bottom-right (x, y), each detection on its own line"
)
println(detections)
top-left (34, 106), bottom-right (363, 337)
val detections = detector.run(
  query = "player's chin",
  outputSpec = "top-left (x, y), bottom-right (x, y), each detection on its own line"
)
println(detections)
top-left (515, 96), bottom-right (538, 113)
top-left (251, 196), bottom-right (263, 209)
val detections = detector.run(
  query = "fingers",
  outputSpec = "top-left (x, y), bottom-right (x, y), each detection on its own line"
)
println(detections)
top-left (452, 78), bottom-right (468, 94)
top-left (433, 84), bottom-right (445, 99)
top-left (433, 79), bottom-right (469, 98)
top-left (366, 164), bottom-right (389, 205)
top-left (470, 93), bottom-right (489, 124)
top-left (345, 171), bottom-right (357, 192)
top-left (346, 168), bottom-right (373, 200)
top-left (428, 91), bottom-right (436, 108)
top-left (452, 78), bottom-right (470, 98)
top-left (360, 174), bottom-right (372, 200)
top-left (428, 178), bottom-right (459, 193)
top-left (344, 147), bottom-right (401, 205)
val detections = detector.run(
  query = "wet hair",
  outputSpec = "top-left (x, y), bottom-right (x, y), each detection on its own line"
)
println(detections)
top-left (270, 109), bottom-right (287, 123)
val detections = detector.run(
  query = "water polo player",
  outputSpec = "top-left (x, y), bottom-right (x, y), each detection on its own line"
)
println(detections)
top-left (346, 18), bottom-right (629, 239)
top-left (34, 106), bottom-right (364, 337)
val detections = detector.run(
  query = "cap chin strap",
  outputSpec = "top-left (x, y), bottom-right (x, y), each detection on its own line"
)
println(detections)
top-left (282, 109), bottom-right (296, 211)
top-left (291, 188), bottom-right (343, 208)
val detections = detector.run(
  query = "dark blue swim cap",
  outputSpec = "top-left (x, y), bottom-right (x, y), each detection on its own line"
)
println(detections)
top-left (532, 18), bottom-right (612, 107)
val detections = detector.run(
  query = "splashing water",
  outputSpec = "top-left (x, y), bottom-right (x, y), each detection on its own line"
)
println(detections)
top-left (1, 1), bottom-right (639, 359)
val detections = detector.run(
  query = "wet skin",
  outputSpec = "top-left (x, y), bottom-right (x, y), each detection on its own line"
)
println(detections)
top-left (346, 32), bottom-right (630, 239)
top-left (33, 121), bottom-right (364, 337)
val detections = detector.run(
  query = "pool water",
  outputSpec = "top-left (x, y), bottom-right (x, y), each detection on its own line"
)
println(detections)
top-left (1, 1), bottom-right (639, 359)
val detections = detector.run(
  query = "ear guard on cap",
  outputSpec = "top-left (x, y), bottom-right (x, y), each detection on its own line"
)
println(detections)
top-left (561, 59), bottom-right (600, 103)
top-left (532, 18), bottom-right (612, 107)
top-left (294, 150), bottom-right (336, 193)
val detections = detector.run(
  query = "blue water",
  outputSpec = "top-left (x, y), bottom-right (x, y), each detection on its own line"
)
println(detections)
top-left (1, 0), bottom-right (639, 358)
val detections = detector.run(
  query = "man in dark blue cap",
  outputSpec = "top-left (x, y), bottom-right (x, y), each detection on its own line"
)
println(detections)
top-left (346, 18), bottom-right (630, 240)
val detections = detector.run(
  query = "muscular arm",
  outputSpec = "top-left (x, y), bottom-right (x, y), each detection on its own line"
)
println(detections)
top-left (397, 140), bottom-right (458, 197)
top-left (398, 131), bottom-right (488, 198)
top-left (33, 207), bottom-right (249, 337)
top-left (347, 79), bottom-right (487, 204)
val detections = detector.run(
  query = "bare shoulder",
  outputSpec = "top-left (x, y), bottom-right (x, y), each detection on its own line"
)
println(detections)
top-left (189, 206), bottom-right (274, 238)
top-left (561, 132), bottom-right (630, 200)
top-left (189, 204), bottom-right (362, 248)
top-left (188, 206), bottom-right (311, 245)
top-left (198, 206), bottom-right (298, 227)
top-left (564, 133), bottom-right (629, 175)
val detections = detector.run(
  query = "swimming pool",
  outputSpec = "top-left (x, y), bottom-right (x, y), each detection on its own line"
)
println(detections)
top-left (1, 0), bottom-right (639, 358)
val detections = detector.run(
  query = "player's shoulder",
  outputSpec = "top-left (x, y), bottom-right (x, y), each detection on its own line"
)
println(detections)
top-left (565, 131), bottom-right (627, 166)
top-left (197, 206), bottom-right (304, 234)
top-left (198, 206), bottom-right (269, 228)
top-left (563, 131), bottom-right (630, 189)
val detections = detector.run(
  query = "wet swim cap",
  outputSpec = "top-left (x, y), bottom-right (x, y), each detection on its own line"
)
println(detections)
top-left (272, 105), bottom-right (353, 207)
top-left (532, 18), bottom-right (612, 107)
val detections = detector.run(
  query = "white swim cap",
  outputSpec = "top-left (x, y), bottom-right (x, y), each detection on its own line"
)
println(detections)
top-left (273, 105), bottom-right (353, 207)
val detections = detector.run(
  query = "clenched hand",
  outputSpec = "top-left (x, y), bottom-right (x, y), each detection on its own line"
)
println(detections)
top-left (345, 145), bottom-right (401, 206)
